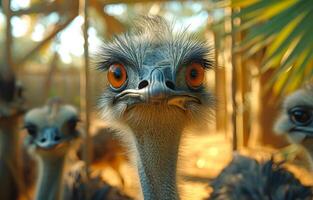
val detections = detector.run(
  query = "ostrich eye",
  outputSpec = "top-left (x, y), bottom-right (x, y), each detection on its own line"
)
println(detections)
top-left (67, 117), bottom-right (79, 132)
top-left (108, 63), bottom-right (127, 90)
top-left (289, 107), bottom-right (312, 126)
top-left (185, 63), bottom-right (205, 89)
top-left (24, 124), bottom-right (37, 137)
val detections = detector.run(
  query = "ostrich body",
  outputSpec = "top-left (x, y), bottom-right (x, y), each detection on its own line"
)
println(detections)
top-left (97, 16), bottom-right (213, 200)
top-left (274, 84), bottom-right (313, 168)
top-left (80, 127), bottom-right (128, 187)
top-left (207, 154), bottom-right (312, 200)
top-left (24, 99), bottom-right (132, 200)
top-left (0, 72), bottom-right (25, 200)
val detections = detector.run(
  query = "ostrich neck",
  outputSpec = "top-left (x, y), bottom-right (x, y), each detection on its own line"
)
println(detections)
top-left (35, 156), bottom-right (66, 200)
top-left (0, 117), bottom-right (20, 200)
top-left (305, 146), bottom-right (313, 170)
top-left (133, 126), bottom-right (182, 200)
top-left (302, 139), bottom-right (313, 170)
top-left (0, 118), bottom-right (19, 159)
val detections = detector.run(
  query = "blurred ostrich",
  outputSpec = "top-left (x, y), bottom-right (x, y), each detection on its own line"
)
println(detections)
top-left (24, 98), bottom-right (132, 200)
top-left (96, 16), bottom-right (214, 200)
top-left (0, 71), bottom-right (25, 200)
top-left (206, 154), bottom-right (312, 200)
top-left (81, 127), bottom-right (128, 187)
top-left (207, 84), bottom-right (313, 200)
top-left (274, 84), bottom-right (313, 168)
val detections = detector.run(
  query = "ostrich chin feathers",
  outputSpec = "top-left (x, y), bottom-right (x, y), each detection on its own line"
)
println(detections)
top-left (98, 99), bottom-right (212, 135)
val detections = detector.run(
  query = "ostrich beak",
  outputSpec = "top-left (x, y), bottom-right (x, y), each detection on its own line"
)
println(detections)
top-left (35, 127), bottom-right (65, 150)
top-left (290, 126), bottom-right (313, 137)
top-left (114, 69), bottom-right (201, 110)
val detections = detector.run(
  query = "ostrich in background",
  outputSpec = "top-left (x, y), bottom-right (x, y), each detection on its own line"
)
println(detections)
top-left (96, 16), bottom-right (214, 200)
top-left (0, 69), bottom-right (25, 200)
top-left (275, 83), bottom-right (313, 168)
top-left (24, 98), bottom-right (132, 200)
top-left (206, 84), bottom-right (313, 200)
top-left (80, 127), bottom-right (128, 187)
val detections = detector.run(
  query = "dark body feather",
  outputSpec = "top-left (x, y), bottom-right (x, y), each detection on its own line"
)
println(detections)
top-left (207, 155), bottom-right (313, 200)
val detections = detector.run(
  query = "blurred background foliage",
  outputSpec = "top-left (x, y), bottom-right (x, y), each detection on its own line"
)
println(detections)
top-left (228, 0), bottom-right (313, 97)
top-left (0, 0), bottom-right (217, 107)
top-left (0, 0), bottom-right (212, 70)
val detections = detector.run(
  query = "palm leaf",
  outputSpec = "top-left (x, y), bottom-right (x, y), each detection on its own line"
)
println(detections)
top-left (262, 9), bottom-right (313, 71)
top-left (237, 1), bottom-right (308, 52)
top-left (230, 0), bottom-right (313, 95)
top-left (233, 0), bottom-right (299, 31)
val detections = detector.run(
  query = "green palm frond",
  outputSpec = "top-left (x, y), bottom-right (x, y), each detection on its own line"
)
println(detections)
top-left (232, 0), bottom-right (313, 95)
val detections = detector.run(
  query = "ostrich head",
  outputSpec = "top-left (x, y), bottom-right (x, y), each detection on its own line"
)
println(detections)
top-left (96, 16), bottom-right (214, 199)
top-left (24, 98), bottom-right (80, 159)
top-left (274, 84), bottom-right (313, 165)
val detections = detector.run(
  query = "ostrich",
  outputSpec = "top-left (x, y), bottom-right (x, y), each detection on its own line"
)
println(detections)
top-left (206, 84), bottom-right (313, 200)
top-left (206, 154), bottom-right (312, 200)
top-left (0, 71), bottom-right (25, 200)
top-left (274, 84), bottom-right (313, 168)
top-left (79, 127), bottom-right (128, 187)
top-left (24, 98), bottom-right (132, 200)
top-left (96, 16), bottom-right (214, 200)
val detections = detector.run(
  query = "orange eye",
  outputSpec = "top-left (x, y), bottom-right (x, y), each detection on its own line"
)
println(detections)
top-left (185, 63), bottom-right (205, 89)
top-left (108, 63), bottom-right (127, 89)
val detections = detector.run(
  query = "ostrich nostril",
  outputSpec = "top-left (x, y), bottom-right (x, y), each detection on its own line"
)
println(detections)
top-left (54, 136), bottom-right (61, 141)
top-left (165, 81), bottom-right (175, 90)
top-left (138, 80), bottom-right (149, 89)
top-left (40, 138), bottom-right (46, 143)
